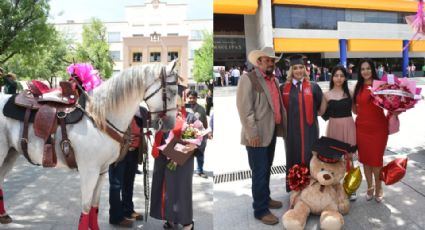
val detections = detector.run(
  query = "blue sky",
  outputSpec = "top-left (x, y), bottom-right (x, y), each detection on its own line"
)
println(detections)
top-left (48, 0), bottom-right (212, 23)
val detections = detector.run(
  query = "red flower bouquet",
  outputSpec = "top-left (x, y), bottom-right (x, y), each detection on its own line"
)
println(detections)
top-left (371, 74), bottom-right (422, 134)
top-left (287, 164), bottom-right (310, 191)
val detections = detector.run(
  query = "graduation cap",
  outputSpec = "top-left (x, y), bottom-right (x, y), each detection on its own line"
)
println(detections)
top-left (286, 54), bottom-right (306, 66)
top-left (312, 137), bottom-right (357, 163)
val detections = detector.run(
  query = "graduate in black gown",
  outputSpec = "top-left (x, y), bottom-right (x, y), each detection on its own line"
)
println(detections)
top-left (280, 55), bottom-right (326, 192)
top-left (150, 85), bottom-right (196, 230)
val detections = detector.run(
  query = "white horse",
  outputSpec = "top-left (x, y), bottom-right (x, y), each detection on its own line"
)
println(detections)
top-left (0, 60), bottom-right (179, 229)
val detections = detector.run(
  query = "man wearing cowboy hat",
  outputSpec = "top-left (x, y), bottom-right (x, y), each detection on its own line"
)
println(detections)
top-left (236, 46), bottom-right (287, 225)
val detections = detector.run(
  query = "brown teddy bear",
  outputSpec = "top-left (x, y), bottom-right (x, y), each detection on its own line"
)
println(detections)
top-left (283, 137), bottom-right (352, 230)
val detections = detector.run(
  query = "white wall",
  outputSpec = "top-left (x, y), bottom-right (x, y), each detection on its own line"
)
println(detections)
top-left (256, 0), bottom-right (274, 49)
top-left (274, 22), bottom-right (414, 40)
top-left (244, 15), bottom-right (258, 68)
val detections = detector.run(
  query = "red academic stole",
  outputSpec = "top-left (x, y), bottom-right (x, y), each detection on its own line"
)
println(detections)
top-left (282, 81), bottom-right (314, 164)
top-left (151, 107), bottom-right (187, 158)
top-left (282, 81), bottom-right (314, 126)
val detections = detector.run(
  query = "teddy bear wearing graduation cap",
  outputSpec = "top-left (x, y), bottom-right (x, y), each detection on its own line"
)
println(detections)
top-left (283, 137), bottom-right (355, 230)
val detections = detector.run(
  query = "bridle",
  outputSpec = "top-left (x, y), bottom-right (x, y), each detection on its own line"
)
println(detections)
top-left (75, 65), bottom-right (177, 148)
top-left (143, 66), bottom-right (178, 128)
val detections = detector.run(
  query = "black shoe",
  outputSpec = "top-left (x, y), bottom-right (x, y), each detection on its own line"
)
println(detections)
top-left (135, 169), bottom-right (142, 174)
top-left (125, 212), bottom-right (143, 221)
top-left (198, 172), bottom-right (208, 179)
top-left (0, 214), bottom-right (12, 224)
top-left (163, 221), bottom-right (176, 229)
top-left (183, 221), bottom-right (194, 230)
top-left (110, 219), bottom-right (133, 228)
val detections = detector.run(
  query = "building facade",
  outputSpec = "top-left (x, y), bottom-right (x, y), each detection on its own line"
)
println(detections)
top-left (214, 0), bottom-right (425, 77)
top-left (55, 0), bottom-right (212, 84)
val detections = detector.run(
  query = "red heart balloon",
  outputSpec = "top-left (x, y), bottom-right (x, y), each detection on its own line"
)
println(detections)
top-left (380, 158), bottom-right (408, 185)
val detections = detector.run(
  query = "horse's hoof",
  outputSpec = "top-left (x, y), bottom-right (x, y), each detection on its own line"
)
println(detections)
top-left (0, 214), bottom-right (12, 224)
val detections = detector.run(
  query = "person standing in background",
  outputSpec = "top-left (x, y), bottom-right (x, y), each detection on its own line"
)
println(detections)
top-left (205, 89), bottom-right (213, 116)
top-left (185, 90), bottom-right (209, 178)
top-left (108, 110), bottom-right (145, 228)
top-left (0, 67), bottom-right (4, 93)
top-left (2, 72), bottom-right (18, 94)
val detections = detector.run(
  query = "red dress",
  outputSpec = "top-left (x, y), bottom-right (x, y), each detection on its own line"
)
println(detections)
top-left (355, 85), bottom-right (388, 167)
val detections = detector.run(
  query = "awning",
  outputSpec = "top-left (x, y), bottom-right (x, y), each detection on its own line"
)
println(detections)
top-left (273, 0), bottom-right (418, 13)
top-left (348, 39), bottom-right (402, 52)
top-left (274, 38), bottom-right (339, 52)
top-left (214, 0), bottom-right (258, 15)
top-left (409, 40), bottom-right (425, 52)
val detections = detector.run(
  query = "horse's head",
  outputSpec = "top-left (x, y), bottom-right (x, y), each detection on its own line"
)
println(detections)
top-left (144, 60), bottom-right (178, 131)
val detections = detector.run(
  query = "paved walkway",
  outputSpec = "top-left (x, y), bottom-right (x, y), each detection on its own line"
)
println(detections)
top-left (212, 78), bottom-right (425, 230)
top-left (1, 157), bottom-right (213, 230)
top-left (214, 151), bottom-right (425, 230)
top-left (1, 77), bottom-right (425, 229)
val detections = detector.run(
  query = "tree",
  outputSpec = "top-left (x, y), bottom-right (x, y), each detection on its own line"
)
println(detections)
top-left (0, 0), bottom-right (54, 64)
top-left (192, 31), bottom-right (213, 90)
top-left (5, 29), bottom-right (73, 87)
top-left (76, 18), bottom-right (114, 79)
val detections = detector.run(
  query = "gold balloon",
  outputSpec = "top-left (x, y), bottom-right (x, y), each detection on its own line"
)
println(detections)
top-left (343, 167), bottom-right (362, 195)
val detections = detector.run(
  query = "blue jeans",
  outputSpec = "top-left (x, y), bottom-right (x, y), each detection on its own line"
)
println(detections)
top-left (195, 136), bottom-right (207, 173)
top-left (234, 77), bottom-right (240, 86)
top-left (195, 149), bottom-right (204, 173)
top-left (109, 150), bottom-right (139, 224)
top-left (246, 135), bottom-right (276, 218)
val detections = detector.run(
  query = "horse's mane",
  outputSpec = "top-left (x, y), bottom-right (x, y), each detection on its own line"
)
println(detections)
top-left (88, 64), bottom-right (162, 129)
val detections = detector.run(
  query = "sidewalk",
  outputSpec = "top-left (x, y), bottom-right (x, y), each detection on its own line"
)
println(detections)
top-left (212, 79), bottom-right (425, 230)
top-left (214, 151), bottom-right (425, 230)
top-left (1, 157), bottom-right (213, 230)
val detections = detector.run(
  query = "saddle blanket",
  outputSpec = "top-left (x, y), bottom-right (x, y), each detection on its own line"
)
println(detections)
top-left (2, 94), bottom-right (86, 124)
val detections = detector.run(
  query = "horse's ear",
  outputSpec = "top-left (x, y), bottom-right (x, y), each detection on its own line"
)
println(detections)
top-left (166, 59), bottom-right (178, 74)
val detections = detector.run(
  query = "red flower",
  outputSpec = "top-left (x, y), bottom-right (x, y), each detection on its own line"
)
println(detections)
top-left (288, 164), bottom-right (310, 191)
top-left (371, 83), bottom-right (419, 112)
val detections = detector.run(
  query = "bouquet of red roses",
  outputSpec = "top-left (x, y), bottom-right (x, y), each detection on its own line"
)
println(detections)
top-left (371, 74), bottom-right (422, 134)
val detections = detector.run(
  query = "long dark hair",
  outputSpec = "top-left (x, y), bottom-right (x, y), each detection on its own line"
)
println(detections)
top-left (329, 65), bottom-right (350, 98)
top-left (353, 59), bottom-right (379, 104)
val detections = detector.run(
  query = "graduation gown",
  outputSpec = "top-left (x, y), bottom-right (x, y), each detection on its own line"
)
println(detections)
top-left (150, 151), bottom-right (194, 225)
top-left (281, 81), bottom-right (323, 192)
top-left (150, 113), bottom-right (194, 225)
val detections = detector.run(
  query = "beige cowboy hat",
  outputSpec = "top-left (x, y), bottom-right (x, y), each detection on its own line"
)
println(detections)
top-left (248, 46), bottom-right (281, 67)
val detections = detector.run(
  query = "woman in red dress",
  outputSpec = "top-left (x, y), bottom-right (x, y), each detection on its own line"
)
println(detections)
top-left (353, 59), bottom-right (394, 203)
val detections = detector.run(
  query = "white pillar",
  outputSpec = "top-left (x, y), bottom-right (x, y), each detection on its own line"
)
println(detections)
top-left (256, 0), bottom-right (274, 49)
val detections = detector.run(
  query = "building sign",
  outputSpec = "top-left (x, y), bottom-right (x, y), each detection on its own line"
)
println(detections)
top-left (214, 37), bottom-right (246, 54)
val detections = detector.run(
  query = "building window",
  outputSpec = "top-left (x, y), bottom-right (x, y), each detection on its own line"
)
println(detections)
top-left (190, 49), bottom-right (196, 59)
top-left (150, 52), bottom-right (161, 62)
top-left (191, 30), bottom-right (203, 40)
top-left (133, 34), bottom-right (144, 37)
top-left (133, 52), bottom-right (143, 62)
top-left (110, 51), bottom-right (120, 61)
top-left (108, 32), bottom-right (121, 43)
top-left (168, 52), bottom-right (178, 62)
top-left (273, 5), bottom-right (409, 30)
top-left (167, 33), bottom-right (178, 36)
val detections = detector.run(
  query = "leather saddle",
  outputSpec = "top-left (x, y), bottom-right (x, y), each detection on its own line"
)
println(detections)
top-left (14, 81), bottom-right (80, 168)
